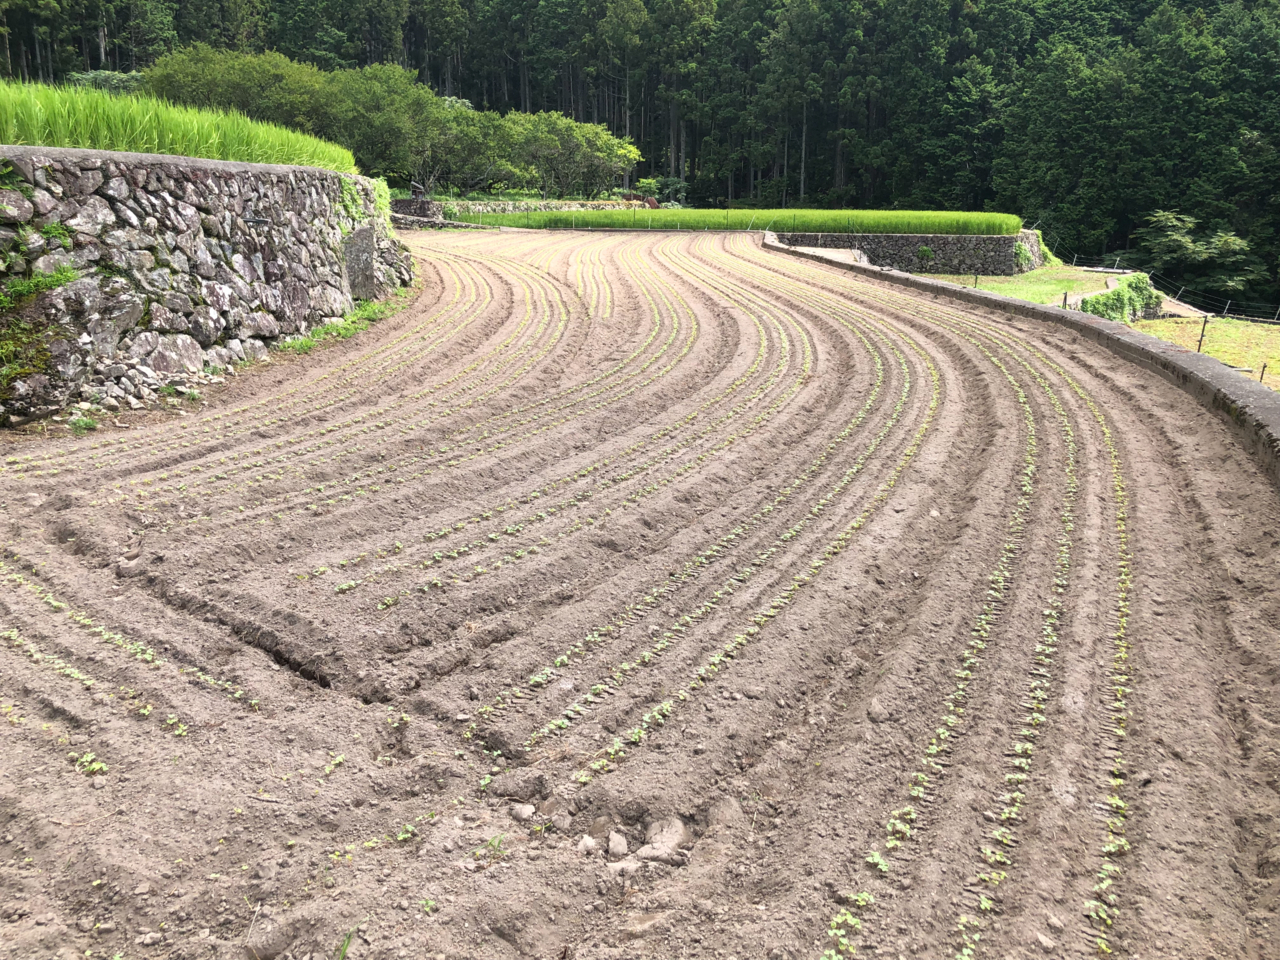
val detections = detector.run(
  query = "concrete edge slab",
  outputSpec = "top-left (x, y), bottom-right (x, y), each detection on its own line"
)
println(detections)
top-left (762, 232), bottom-right (1280, 491)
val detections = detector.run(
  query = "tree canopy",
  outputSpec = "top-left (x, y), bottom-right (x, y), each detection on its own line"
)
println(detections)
top-left (144, 45), bottom-right (639, 196)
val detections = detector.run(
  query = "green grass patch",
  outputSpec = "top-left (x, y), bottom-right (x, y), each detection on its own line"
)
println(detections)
top-left (273, 289), bottom-right (413, 356)
top-left (932, 265), bottom-right (1110, 304)
top-left (1134, 316), bottom-right (1280, 392)
top-left (446, 207), bottom-right (1022, 235)
top-left (0, 80), bottom-right (356, 174)
top-left (0, 264), bottom-right (77, 313)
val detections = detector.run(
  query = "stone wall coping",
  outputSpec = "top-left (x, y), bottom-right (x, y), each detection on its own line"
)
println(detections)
top-left (1, 144), bottom-right (352, 178)
top-left (763, 232), bottom-right (1280, 489)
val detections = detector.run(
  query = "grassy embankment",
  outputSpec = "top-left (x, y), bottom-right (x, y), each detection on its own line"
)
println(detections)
top-left (932, 265), bottom-right (1110, 304)
top-left (1133, 316), bottom-right (1279, 390)
top-left (445, 207), bottom-right (1023, 235)
top-left (937, 266), bottom-right (1279, 391)
top-left (0, 80), bottom-right (357, 173)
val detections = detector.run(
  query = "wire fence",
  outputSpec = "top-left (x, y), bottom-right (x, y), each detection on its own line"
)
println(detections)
top-left (1040, 232), bottom-right (1280, 325)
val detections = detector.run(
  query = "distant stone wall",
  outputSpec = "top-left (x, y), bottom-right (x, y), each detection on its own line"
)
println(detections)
top-left (0, 146), bottom-right (414, 425)
top-left (774, 228), bottom-right (1044, 276)
top-left (390, 198), bottom-right (444, 219)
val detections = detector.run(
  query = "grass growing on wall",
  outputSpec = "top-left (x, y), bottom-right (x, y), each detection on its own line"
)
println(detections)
top-left (0, 81), bottom-right (357, 174)
top-left (445, 207), bottom-right (1023, 235)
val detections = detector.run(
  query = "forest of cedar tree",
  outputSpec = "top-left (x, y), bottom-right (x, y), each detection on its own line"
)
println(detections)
top-left (2, 0), bottom-right (1279, 299)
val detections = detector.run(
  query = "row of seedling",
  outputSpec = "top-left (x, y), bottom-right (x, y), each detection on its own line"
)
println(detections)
top-left (0, 555), bottom-right (258, 709)
top-left (850, 273), bottom-right (1140, 956)
top-left (555, 325), bottom-right (940, 789)
top-left (807, 317), bottom-right (1041, 957)
top-left (325, 302), bottom-right (805, 602)
top-left (490, 250), bottom-right (926, 758)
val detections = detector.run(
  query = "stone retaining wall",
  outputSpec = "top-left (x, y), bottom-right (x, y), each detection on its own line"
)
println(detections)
top-left (763, 233), bottom-right (1280, 489)
top-left (0, 146), bottom-right (414, 425)
top-left (773, 228), bottom-right (1044, 275)
top-left (390, 198), bottom-right (444, 219)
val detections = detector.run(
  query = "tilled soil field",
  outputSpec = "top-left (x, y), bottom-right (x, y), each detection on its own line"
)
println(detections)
top-left (2, 231), bottom-right (1278, 960)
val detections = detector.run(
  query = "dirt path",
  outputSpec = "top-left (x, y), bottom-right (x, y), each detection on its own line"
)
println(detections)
top-left (1, 231), bottom-right (1277, 960)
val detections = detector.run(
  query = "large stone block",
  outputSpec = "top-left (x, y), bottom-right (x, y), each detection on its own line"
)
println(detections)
top-left (65, 196), bottom-right (116, 236)
top-left (0, 188), bottom-right (33, 223)
top-left (149, 334), bottom-right (206, 375)
top-left (342, 225), bottom-right (383, 301)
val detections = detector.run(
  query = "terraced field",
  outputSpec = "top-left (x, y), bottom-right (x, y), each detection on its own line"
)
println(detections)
top-left (2, 231), bottom-right (1278, 960)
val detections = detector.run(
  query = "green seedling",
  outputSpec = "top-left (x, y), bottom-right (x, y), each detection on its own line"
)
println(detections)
top-left (69, 751), bottom-right (107, 776)
top-left (473, 833), bottom-right (507, 862)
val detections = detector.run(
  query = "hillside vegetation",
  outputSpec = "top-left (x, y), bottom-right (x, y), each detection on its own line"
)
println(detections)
top-left (0, 80), bottom-right (357, 173)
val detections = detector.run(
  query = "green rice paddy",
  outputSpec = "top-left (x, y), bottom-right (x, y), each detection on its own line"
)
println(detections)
top-left (445, 206), bottom-right (1023, 235)
top-left (0, 81), bottom-right (357, 174)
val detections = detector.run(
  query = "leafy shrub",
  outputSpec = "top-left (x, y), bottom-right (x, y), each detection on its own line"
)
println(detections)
top-left (0, 80), bottom-right (356, 173)
top-left (40, 222), bottom-right (72, 250)
top-left (917, 245), bottom-right (935, 264)
top-left (1014, 240), bottom-right (1035, 272)
top-left (145, 47), bottom-right (639, 196)
top-left (0, 264), bottom-right (77, 314)
top-left (1080, 273), bottom-right (1164, 324)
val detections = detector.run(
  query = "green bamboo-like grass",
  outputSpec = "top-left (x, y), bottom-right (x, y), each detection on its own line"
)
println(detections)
top-left (0, 81), bottom-right (357, 174)
top-left (445, 206), bottom-right (1023, 235)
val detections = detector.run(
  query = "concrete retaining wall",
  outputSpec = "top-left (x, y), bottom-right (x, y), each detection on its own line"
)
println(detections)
top-left (764, 233), bottom-right (1280, 489)
top-left (0, 146), bottom-right (414, 425)
top-left (773, 228), bottom-right (1044, 276)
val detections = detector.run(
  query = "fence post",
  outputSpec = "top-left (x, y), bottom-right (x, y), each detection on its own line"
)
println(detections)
top-left (1197, 316), bottom-right (1210, 353)
top-left (1261, 362), bottom-right (1268, 383)
top-left (1072, 254), bottom-right (1077, 267)
top-left (1273, 304), bottom-right (1279, 322)
top-left (1062, 291), bottom-right (1068, 308)
top-left (1223, 300), bottom-right (1231, 318)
